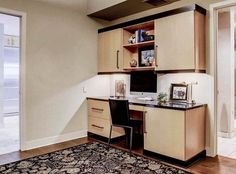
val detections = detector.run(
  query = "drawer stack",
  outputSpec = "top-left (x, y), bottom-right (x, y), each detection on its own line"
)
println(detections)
top-left (87, 99), bottom-right (125, 138)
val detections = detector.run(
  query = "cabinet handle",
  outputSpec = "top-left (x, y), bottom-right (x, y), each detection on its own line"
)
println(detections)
top-left (116, 50), bottom-right (119, 69)
top-left (91, 107), bottom-right (104, 112)
top-left (143, 111), bottom-right (147, 134)
top-left (155, 45), bottom-right (158, 67)
top-left (92, 124), bottom-right (104, 129)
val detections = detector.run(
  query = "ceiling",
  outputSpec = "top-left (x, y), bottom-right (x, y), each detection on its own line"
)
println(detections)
top-left (33, 0), bottom-right (87, 11)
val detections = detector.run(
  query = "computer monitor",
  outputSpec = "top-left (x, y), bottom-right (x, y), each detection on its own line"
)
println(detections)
top-left (130, 71), bottom-right (157, 94)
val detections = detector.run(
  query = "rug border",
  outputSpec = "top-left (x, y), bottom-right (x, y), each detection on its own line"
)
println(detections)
top-left (0, 140), bottom-right (196, 174)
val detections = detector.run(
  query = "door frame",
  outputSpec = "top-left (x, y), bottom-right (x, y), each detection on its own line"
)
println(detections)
top-left (0, 7), bottom-right (27, 151)
top-left (210, 0), bottom-right (236, 157)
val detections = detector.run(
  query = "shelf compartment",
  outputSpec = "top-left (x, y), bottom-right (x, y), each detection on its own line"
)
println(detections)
top-left (123, 40), bottom-right (155, 50)
top-left (123, 66), bottom-right (155, 71)
top-left (123, 21), bottom-right (155, 32)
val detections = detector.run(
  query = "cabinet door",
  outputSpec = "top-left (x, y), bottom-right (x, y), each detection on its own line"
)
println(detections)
top-left (88, 116), bottom-right (125, 138)
top-left (98, 29), bottom-right (123, 72)
top-left (155, 11), bottom-right (195, 70)
top-left (144, 107), bottom-right (185, 160)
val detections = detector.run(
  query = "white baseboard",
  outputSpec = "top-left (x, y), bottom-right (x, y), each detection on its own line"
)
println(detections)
top-left (206, 146), bottom-right (216, 157)
top-left (21, 130), bottom-right (87, 151)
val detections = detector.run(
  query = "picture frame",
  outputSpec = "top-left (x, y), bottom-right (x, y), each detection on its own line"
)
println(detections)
top-left (115, 80), bottom-right (126, 97)
top-left (138, 46), bottom-right (154, 67)
top-left (170, 83), bottom-right (188, 101)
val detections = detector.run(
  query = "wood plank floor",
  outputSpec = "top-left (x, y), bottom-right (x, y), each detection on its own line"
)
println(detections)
top-left (0, 137), bottom-right (236, 174)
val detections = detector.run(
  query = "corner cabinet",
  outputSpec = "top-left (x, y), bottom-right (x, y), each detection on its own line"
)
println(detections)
top-left (144, 106), bottom-right (205, 161)
top-left (98, 29), bottom-right (124, 73)
top-left (155, 11), bottom-right (205, 72)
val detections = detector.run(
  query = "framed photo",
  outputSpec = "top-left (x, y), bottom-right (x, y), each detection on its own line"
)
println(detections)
top-left (115, 80), bottom-right (126, 97)
top-left (170, 83), bottom-right (188, 101)
top-left (138, 46), bottom-right (154, 67)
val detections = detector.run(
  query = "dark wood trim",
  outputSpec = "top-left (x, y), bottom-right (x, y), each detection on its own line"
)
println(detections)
top-left (88, 132), bottom-right (126, 143)
top-left (98, 69), bottom-right (206, 75)
top-left (98, 71), bottom-right (130, 75)
top-left (143, 149), bottom-right (206, 167)
top-left (87, 97), bottom-right (108, 102)
top-left (98, 4), bottom-right (206, 33)
top-left (123, 67), bottom-right (155, 72)
top-left (155, 69), bottom-right (206, 73)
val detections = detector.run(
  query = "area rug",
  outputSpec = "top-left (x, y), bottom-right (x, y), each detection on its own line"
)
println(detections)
top-left (0, 142), bottom-right (192, 174)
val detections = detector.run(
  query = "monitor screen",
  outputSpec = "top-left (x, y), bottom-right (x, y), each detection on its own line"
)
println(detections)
top-left (130, 71), bottom-right (157, 93)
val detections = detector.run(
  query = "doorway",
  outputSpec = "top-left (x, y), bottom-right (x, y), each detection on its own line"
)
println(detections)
top-left (216, 4), bottom-right (236, 159)
top-left (0, 13), bottom-right (20, 155)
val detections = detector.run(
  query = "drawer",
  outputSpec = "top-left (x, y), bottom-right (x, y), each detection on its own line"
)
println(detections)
top-left (129, 104), bottom-right (145, 112)
top-left (88, 117), bottom-right (125, 138)
top-left (88, 99), bottom-right (110, 120)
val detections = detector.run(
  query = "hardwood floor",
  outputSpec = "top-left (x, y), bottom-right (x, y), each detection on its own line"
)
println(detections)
top-left (0, 137), bottom-right (236, 174)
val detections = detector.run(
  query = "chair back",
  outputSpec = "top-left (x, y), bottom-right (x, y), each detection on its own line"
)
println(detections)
top-left (109, 99), bottom-right (130, 126)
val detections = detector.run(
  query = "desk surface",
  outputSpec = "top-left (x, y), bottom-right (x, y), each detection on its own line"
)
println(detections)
top-left (87, 96), bottom-right (206, 111)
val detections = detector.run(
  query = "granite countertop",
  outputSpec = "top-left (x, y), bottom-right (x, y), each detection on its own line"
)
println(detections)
top-left (87, 96), bottom-right (206, 111)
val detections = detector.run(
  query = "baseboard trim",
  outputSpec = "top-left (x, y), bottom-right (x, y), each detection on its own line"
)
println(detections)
top-left (143, 149), bottom-right (206, 168)
top-left (21, 130), bottom-right (87, 151)
top-left (205, 146), bottom-right (215, 157)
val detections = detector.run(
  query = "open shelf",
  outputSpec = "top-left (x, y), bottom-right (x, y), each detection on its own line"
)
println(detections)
top-left (123, 20), bottom-right (155, 71)
top-left (123, 66), bottom-right (155, 71)
top-left (123, 40), bottom-right (155, 50)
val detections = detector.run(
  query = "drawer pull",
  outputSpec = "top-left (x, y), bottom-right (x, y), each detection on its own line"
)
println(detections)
top-left (92, 124), bottom-right (104, 129)
top-left (155, 45), bottom-right (158, 67)
top-left (143, 111), bottom-right (147, 134)
top-left (91, 107), bottom-right (104, 112)
top-left (116, 50), bottom-right (120, 69)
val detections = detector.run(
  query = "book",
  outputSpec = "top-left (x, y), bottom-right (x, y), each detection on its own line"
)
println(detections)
top-left (135, 29), bottom-right (146, 43)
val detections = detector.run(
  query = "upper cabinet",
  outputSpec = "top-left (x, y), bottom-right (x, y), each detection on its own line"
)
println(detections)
top-left (97, 5), bottom-right (206, 74)
top-left (155, 11), bottom-right (205, 72)
top-left (98, 29), bottom-right (123, 73)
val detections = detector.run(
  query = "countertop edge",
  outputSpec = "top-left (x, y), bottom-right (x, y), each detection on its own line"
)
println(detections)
top-left (86, 97), bottom-right (206, 111)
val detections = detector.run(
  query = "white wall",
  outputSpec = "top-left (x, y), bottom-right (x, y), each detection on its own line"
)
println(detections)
top-left (0, 0), bottom-right (109, 149)
top-left (109, 73), bottom-right (211, 103)
top-left (24, 74), bottom-right (111, 149)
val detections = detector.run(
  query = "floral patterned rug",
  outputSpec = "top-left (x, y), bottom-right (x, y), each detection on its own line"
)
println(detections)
top-left (0, 142), bottom-right (192, 173)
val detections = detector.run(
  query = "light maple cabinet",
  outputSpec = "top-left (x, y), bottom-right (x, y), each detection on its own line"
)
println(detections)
top-left (87, 99), bottom-right (125, 138)
top-left (98, 29), bottom-right (124, 73)
top-left (144, 106), bottom-right (205, 161)
top-left (155, 11), bottom-right (205, 71)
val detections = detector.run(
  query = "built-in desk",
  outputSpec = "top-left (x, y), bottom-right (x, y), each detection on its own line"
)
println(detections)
top-left (87, 96), bottom-right (205, 110)
top-left (87, 97), bottom-right (206, 166)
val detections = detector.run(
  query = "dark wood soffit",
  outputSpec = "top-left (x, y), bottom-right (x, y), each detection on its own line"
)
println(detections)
top-left (88, 0), bottom-right (181, 21)
top-left (98, 4), bottom-right (206, 33)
